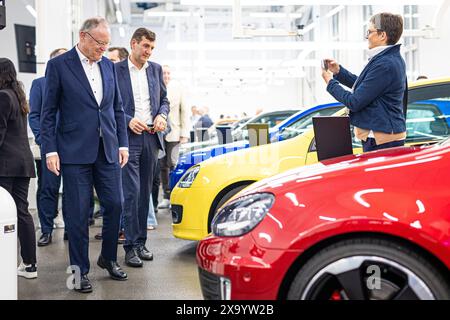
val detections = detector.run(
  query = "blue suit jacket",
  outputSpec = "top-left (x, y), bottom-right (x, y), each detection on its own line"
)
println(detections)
top-left (327, 44), bottom-right (406, 134)
top-left (28, 77), bottom-right (46, 145)
top-left (116, 59), bottom-right (170, 150)
top-left (40, 46), bottom-right (128, 164)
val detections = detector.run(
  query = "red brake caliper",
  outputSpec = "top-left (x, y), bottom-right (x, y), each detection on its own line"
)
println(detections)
top-left (330, 290), bottom-right (342, 300)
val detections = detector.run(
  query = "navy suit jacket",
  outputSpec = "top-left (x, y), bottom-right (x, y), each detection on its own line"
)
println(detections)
top-left (116, 59), bottom-right (170, 150)
top-left (327, 44), bottom-right (406, 134)
top-left (40, 46), bottom-right (128, 164)
top-left (28, 77), bottom-right (46, 146)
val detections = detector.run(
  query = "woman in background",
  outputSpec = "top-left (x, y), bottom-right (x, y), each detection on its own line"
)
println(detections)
top-left (0, 58), bottom-right (37, 279)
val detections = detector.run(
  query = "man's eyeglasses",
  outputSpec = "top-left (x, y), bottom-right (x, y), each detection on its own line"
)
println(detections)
top-left (85, 32), bottom-right (110, 48)
top-left (365, 29), bottom-right (383, 39)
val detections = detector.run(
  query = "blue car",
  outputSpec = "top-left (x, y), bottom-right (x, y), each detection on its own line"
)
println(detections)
top-left (170, 102), bottom-right (343, 189)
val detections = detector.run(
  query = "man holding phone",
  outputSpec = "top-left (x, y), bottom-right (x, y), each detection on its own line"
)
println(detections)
top-left (116, 28), bottom-right (169, 268)
top-left (321, 12), bottom-right (406, 152)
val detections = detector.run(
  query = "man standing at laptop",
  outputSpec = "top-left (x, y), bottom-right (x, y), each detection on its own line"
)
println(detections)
top-left (322, 12), bottom-right (406, 152)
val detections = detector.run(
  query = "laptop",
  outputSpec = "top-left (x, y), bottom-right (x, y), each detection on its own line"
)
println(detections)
top-left (312, 116), bottom-right (353, 161)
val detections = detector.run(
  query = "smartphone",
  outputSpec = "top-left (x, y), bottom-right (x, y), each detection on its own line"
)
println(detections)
top-left (321, 59), bottom-right (328, 71)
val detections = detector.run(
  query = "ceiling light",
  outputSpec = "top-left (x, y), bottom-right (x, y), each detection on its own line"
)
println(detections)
top-left (116, 10), bottom-right (123, 24)
top-left (146, 11), bottom-right (191, 17)
top-left (26, 5), bottom-right (37, 18)
top-left (181, 0), bottom-right (442, 5)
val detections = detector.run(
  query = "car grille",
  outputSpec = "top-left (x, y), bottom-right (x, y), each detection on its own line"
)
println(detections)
top-left (171, 205), bottom-right (183, 224)
top-left (198, 268), bottom-right (221, 300)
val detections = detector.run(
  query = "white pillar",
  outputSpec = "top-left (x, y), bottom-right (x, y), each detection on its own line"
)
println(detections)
top-left (35, 0), bottom-right (72, 76)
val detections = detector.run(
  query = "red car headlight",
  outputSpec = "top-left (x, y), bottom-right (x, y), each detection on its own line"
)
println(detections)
top-left (212, 193), bottom-right (275, 237)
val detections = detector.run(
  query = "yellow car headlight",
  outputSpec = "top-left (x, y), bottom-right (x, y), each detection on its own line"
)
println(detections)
top-left (178, 165), bottom-right (200, 188)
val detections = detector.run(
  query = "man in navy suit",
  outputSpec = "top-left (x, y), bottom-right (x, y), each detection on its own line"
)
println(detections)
top-left (41, 17), bottom-right (129, 293)
top-left (116, 28), bottom-right (169, 268)
top-left (29, 48), bottom-right (67, 247)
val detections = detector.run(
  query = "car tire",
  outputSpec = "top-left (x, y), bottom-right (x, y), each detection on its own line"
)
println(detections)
top-left (287, 237), bottom-right (450, 300)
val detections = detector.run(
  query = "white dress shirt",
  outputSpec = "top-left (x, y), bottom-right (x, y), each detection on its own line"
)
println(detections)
top-left (128, 58), bottom-right (152, 124)
top-left (76, 45), bottom-right (103, 106)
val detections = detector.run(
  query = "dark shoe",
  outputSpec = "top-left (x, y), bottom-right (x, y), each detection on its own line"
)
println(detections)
top-left (125, 249), bottom-right (143, 268)
top-left (94, 232), bottom-right (102, 240)
top-left (73, 274), bottom-right (93, 293)
top-left (97, 255), bottom-right (128, 281)
top-left (63, 231), bottom-right (68, 241)
top-left (117, 231), bottom-right (125, 245)
top-left (37, 233), bottom-right (52, 247)
top-left (137, 246), bottom-right (153, 261)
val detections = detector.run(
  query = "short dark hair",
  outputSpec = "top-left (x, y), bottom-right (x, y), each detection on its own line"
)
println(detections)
top-left (108, 47), bottom-right (129, 61)
top-left (131, 28), bottom-right (156, 43)
top-left (370, 12), bottom-right (403, 45)
top-left (49, 48), bottom-right (67, 59)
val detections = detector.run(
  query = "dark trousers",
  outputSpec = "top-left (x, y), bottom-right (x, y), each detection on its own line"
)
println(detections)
top-left (122, 133), bottom-right (158, 253)
top-left (61, 140), bottom-right (123, 275)
top-left (0, 177), bottom-right (37, 265)
top-left (37, 151), bottom-right (64, 235)
top-left (159, 141), bottom-right (180, 200)
top-left (151, 161), bottom-right (160, 210)
top-left (362, 138), bottom-right (405, 152)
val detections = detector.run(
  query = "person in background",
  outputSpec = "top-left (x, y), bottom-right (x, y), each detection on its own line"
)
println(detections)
top-left (116, 27), bottom-right (169, 268)
top-left (194, 106), bottom-right (213, 129)
top-left (107, 47), bottom-right (129, 63)
top-left (322, 12), bottom-right (406, 152)
top-left (94, 46), bottom-right (129, 243)
top-left (157, 65), bottom-right (190, 210)
top-left (41, 17), bottom-right (129, 293)
top-left (29, 48), bottom-right (68, 247)
top-left (0, 58), bottom-right (38, 279)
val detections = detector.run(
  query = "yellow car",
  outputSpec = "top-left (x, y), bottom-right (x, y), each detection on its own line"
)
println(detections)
top-left (171, 78), bottom-right (450, 240)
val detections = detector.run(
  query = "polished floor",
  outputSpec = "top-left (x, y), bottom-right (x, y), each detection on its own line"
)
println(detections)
top-left (19, 208), bottom-right (202, 300)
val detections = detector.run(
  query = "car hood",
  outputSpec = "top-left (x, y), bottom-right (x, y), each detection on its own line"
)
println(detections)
top-left (240, 144), bottom-right (429, 195)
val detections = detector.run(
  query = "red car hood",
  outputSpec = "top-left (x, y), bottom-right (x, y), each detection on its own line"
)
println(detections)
top-left (241, 144), bottom-right (432, 195)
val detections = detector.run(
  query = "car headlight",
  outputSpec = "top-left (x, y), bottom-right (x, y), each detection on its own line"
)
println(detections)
top-left (212, 193), bottom-right (275, 237)
top-left (178, 165), bottom-right (200, 188)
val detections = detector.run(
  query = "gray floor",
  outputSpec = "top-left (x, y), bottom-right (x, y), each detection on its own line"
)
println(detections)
top-left (19, 208), bottom-right (203, 300)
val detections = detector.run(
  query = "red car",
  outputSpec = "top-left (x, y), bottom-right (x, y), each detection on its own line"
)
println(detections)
top-left (197, 138), bottom-right (450, 300)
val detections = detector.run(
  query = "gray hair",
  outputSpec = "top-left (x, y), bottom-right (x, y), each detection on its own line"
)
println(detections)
top-left (79, 17), bottom-right (109, 33)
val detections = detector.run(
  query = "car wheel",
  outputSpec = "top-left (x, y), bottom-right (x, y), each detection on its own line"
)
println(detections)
top-left (287, 237), bottom-right (450, 300)
top-left (208, 184), bottom-right (251, 232)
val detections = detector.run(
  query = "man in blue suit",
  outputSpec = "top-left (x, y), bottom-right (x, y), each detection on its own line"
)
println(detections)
top-left (29, 48), bottom-right (69, 247)
top-left (116, 28), bottom-right (169, 268)
top-left (322, 12), bottom-right (406, 152)
top-left (41, 17), bottom-right (129, 293)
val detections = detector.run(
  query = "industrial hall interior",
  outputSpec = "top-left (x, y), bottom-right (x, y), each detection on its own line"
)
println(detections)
top-left (1, 0), bottom-right (450, 302)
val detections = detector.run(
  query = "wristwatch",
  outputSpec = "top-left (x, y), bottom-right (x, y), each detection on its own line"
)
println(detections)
top-left (160, 113), bottom-right (167, 120)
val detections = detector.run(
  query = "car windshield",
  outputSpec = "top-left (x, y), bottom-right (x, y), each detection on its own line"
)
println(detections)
top-left (278, 106), bottom-right (343, 141)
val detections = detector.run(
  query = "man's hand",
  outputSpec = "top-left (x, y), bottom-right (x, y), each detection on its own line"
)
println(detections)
top-left (180, 136), bottom-right (189, 144)
top-left (153, 114), bottom-right (167, 132)
top-left (322, 69), bottom-right (333, 85)
top-left (324, 59), bottom-right (340, 75)
top-left (46, 154), bottom-right (60, 176)
top-left (129, 118), bottom-right (148, 135)
top-left (119, 149), bottom-right (129, 168)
